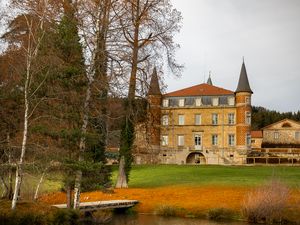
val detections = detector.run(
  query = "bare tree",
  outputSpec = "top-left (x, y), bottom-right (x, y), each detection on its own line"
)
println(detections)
top-left (115, 0), bottom-right (182, 187)
top-left (117, 0), bottom-right (182, 100)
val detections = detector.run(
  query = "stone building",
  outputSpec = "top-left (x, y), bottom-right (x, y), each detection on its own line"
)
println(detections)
top-left (134, 62), bottom-right (253, 165)
top-left (248, 119), bottom-right (300, 164)
top-left (262, 119), bottom-right (300, 147)
top-left (250, 119), bottom-right (300, 149)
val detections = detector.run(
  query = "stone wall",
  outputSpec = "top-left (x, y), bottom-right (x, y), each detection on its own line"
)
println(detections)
top-left (263, 129), bottom-right (300, 144)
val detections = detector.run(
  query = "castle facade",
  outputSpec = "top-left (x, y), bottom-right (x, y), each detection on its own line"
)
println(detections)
top-left (134, 62), bottom-right (253, 165)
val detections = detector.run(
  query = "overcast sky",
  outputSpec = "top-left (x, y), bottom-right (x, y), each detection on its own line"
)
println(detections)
top-left (166, 0), bottom-right (300, 112)
top-left (1, 0), bottom-right (299, 112)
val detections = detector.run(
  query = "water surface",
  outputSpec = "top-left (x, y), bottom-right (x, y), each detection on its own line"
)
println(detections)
top-left (108, 214), bottom-right (247, 225)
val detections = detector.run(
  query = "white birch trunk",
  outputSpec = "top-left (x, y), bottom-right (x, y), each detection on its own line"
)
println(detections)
top-left (34, 169), bottom-right (47, 201)
top-left (11, 56), bottom-right (30, 210)
top-left (72, 0), bottom-right (112, 209)
top-left (73, 80), bottom-right (92, 209)
top-left (10, 3), bottom-right (47, 209)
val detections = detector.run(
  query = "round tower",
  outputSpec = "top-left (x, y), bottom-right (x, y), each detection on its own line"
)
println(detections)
top-left (147, 68), bottom-right (162, 147)
top-left (235, 61), bottom-right (253, 153)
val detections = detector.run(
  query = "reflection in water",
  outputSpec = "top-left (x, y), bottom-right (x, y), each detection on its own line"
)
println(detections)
top-left (108, 214), bottom-right (247, 225)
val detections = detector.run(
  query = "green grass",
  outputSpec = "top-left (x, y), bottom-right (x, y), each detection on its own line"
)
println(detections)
top-left (112, 165), bottom-right (300, 188)
top-left (2, 165), bottom-right (299, 196)
top-left (0, 172), bottom-right (63, 200)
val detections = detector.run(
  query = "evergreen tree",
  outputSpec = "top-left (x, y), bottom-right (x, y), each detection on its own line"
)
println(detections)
top-left (252, 106), bottom-right (300, 129)
top-left (119, 115), bottom-right (134, 181)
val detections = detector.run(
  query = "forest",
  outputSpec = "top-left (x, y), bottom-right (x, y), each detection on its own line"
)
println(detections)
top-left (252, 106), bottom-right (300, 130)
top-left (0, 0), bottom-right (182, 210)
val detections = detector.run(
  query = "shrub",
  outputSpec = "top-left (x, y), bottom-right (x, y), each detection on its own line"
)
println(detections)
top-left (0, 212), bottom-right (46, 225)
top-left (0, 200), bottom-right (81, 225)
top-left (207, 208), bottom-right (236, 221)
top-left (242, 179), bottom-right (290, 224)
top-left (155, 205), bottom-right (181, 217)
top-left (90, 210), bottom-right (113, 224)
top-left (51, 209), bottom-right (80, 225)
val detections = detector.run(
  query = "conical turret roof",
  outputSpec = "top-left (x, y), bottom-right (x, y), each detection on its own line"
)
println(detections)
top-left (207, 73), bottom-right (213, 85)
top-left (235, 61), bottom-right (253, 93)
top-left (148, 67), bottom-right (161, 95)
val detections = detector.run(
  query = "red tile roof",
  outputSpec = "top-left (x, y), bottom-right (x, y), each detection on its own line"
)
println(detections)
top-left (251, 131), bottom-right (263, 138)
top-left (164, 83), bottom-right (234, 97)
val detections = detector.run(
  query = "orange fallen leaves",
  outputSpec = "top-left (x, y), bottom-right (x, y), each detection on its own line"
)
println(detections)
top-left (40, 186), bottom-right (300, 215)
top-left (40, 186), bottom-right (246, 213)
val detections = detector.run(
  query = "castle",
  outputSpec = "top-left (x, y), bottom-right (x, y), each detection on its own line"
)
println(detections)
top-left (134, 62), bottom-right (253, 165)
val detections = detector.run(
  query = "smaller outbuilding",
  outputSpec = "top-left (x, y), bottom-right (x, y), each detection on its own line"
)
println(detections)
top-left (248, 119), bottom-right (300, 165)
top-left (261, 118), bottom-right (300, 148)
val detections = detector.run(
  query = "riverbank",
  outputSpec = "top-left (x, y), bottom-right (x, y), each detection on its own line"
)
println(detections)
top-left (39, 165), bottom-right (300, 223)
top-left (3, 165), bottom-right (299, 223)
top-left (40, 185), bottom-right (300, 222)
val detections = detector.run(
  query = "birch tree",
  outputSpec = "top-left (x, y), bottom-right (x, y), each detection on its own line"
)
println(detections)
top-left (1, 0), bottom-right (53, 209)
top-left (72, 0), bottom-right (115, 208)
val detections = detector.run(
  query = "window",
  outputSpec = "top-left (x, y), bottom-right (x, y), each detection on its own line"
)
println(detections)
top-left (163, 99), bottom-right (169, 107)
top-left (185, 98), bottom-right (194, 106)
top-left (228, 113), bottom-right (235, 125)
top-left (161, 135), bottom-right (168, 146)
top-left (296, 132), bottom-right (300, 140)
top-left (178, 115), bottom-right (185, 125)
top-left (179, 99), bottom-right (185, 107)
top-left (274, 132), bottom-right (279, 139)
top-left (212, 97), bottom-right (219, 106)
top-left (251, 139), bottom-right (255, 144)
top-left (228, 97), bottom-right (235, 106)
top-left (195, 114), bottom-right (201, 125)
top-left (219, 96), bottom-right (228, 105)
top-left (246, 133), bottom-right (251, 146)
top-left (169, 98), bottom-right (177, 107)
top-left (212, 134), bottom-right (218, 146)
top-left (195, 98), bottom-right (202, 106)
top-left (228, 134), bottom-right (235, 146)
top-left (282, 123), bottom-right (291, 128)
top-left (202, 96), bottom-right (212, 105)
top-left (245, 97), bottom-right (251, 104)
top-left (212, 113), bottom-right (218, 125)
top-left (162, 115), bottom-right (169, 126)
top-left (245, 112), bottom-right (251, 125)
top-left (178, 135), bottom-right (184, 146)
top-left (194, 134), bottom-right (201, 146)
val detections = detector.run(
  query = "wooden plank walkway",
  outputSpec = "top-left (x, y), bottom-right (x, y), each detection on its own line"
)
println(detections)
top-left (53, 200), bottom-right (139, 212)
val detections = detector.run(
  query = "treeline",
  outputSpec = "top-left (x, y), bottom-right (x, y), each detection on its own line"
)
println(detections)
top-left (252, 106), bottom-right (300, 130)
top-left (0, 0), bottom-right (182, 210)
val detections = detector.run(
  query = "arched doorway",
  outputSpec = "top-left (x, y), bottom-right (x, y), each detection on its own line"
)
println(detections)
top-left (186, 152), bottom-right (206, 164)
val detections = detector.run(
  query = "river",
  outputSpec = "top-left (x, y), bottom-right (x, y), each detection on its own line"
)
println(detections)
top-left (107, 214), bottom-right (248, 225)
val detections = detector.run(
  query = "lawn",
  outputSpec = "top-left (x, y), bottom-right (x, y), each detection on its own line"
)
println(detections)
top-left (0, 172), bottom-right (63, 200)
top-left (2, 165), bottom-right (299, 197)
top-left (113, 165), bottom-right (300, 188)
